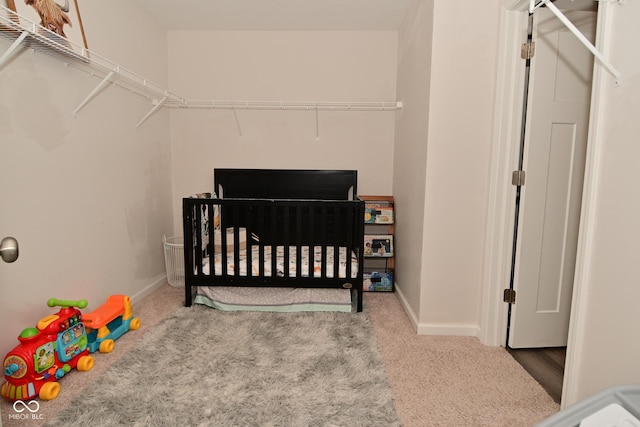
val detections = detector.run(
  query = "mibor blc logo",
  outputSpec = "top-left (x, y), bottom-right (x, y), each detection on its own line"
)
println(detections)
top-left (10, 400), bottom-right (44, 420)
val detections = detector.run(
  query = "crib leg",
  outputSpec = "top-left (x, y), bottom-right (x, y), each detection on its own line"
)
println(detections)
top-left (185, 284), bottom-right (193, 307)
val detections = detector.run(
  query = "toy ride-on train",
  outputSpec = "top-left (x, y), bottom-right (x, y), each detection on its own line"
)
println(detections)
top-left (83, 294), bottom-right (141, 353)
top-left (1, 295), bottom-right (140, 402)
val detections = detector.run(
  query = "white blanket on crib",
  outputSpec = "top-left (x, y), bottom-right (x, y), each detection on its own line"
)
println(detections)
top-left (199, 245), bottom-right (358, 279)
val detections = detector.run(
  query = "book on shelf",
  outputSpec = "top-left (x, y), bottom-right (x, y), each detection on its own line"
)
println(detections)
top-left (363, 270), bottom-right (393, 292)
top-left (364, 235), bottom-right (393, 257)
top-left (364, 203), bottom-right (394, 224)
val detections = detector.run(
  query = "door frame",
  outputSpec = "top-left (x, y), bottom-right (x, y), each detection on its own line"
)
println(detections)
top-left (480, 0), bottom-right (612, 407)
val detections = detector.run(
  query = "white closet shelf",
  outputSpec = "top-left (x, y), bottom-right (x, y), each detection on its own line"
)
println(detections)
top-left (1, 6), bottom-right (402, 128)
top-left (0, 6), bottom-right (185, 124)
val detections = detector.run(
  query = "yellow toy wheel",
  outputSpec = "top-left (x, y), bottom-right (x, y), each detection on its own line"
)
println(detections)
top-left (130, 317), bottom-right (141, 330)
top-left (76, 355), bottom-right (94, 372)
top-left (39, 382), bottom-right (61, 400)
top-left (99, 339), bottom-right (115, 353)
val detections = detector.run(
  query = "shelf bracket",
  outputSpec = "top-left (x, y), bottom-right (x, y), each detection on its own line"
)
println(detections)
top-left (73, 71), bottom-right (115, 117)
top-left (315, 108), bottom-right (320, 141)
top-left (0, 31), bottom-right (29, 69)
top-left (530, 0), bottom-right (622, 85)
top-left (136, 96), bottom-right (167, 128)
top-left (231, 107), bottom-right (243, 138)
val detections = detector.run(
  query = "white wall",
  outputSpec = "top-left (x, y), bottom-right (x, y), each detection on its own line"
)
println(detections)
top-left (563, 0), bottom-right (640, 405)
top-left (393, 0), bottom-right (434, 321)
top-left (420, 1), bottom-right (499, 333)
top-left (0, 1), bottom-right (173, 358)
top-left (394, 0), bottom-right (501, 334)
top-left (166, 31), bottom-right (398, 233)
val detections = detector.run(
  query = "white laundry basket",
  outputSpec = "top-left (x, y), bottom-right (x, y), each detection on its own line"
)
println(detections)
top-left (162, 235), bottom-right (184, 288)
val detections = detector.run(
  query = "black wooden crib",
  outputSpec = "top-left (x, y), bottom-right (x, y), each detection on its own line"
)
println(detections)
top-left (182, 169), bottom-right (365, 312)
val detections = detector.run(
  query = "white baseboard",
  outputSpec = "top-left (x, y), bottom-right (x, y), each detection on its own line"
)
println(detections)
top-left (416, 323), bottom-right (480, 337)
top-left (393, 285), bottom-right (420, 332)
top-left (130, 275), bottom-right (169, 305)
top-left (394, 285), bottom-right (480, 337)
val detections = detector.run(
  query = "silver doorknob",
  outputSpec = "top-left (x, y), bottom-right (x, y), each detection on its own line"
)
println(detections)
top-left (0, 237), bottom-right (19, 263)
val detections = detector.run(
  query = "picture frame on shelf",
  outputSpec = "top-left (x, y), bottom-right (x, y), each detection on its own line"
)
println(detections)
top-left (363, 270), bottom-right (393, 292)
top-left (364, 203), bottom-right (394, 224)
top-left (364, 235), bottom-right (393, 257)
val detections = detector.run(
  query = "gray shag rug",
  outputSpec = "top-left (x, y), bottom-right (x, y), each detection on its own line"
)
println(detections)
top-left (45, 305), bottom-right (400, 426)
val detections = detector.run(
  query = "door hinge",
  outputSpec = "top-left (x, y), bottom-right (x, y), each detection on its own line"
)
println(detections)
top-left (512, 170), bottom-right (526, 187)
top-left (521, 40), bottom-right (536, 60)
top-left (503, 289), bottom-right (516, 304)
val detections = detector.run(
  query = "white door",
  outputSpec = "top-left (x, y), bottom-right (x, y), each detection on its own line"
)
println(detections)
top-left (508, 9), bottom-right (595, 349)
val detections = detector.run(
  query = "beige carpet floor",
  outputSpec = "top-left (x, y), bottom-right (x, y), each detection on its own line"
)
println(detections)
top-left (1, 285), bottom-right (559, 426)
top-left (366, 292), bottom-right (560, 426)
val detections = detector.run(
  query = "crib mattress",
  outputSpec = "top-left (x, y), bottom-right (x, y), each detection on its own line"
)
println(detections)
top-left (199, 245), bottom-right (358, 279)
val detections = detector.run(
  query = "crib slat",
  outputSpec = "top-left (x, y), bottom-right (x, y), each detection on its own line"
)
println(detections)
top-left (333, 205), bottom-right (340, 280)
top-left (258, 204), bottom-right (265, 277)
top-left (345, 205), bottom-right (353, 280)
top-left (320, 205), bottom-right (327, 278)
top-left (232, 204), bottom-right (240, 277)
top-left (295, 206), bottom-right (302, 279)
top-left (270, 204), bottom-right (277, 278)
top-left (195, 203), bottom-right (203, 274)
top-left (220, 202), bottom-right (228, 277)
top-left (283, 206), bottom-right (290, 278)
top-left (207, 202), bottom-right (215, 276)
top-left (308, 206), bottom-right (315, 278)
top-left (245, 203), bottom-right (253, 278)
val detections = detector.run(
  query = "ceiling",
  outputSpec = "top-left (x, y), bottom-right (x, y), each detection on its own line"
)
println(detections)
top-left (547, 0), bottom-right (598, 12)
top-left (132, 0), bottom-right (415, 31)
top-left (132, 0), bottom-right (597, 32)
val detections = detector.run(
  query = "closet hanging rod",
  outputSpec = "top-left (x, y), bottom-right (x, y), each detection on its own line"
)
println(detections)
top-left (159, 100), bottom-right (403, 111)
